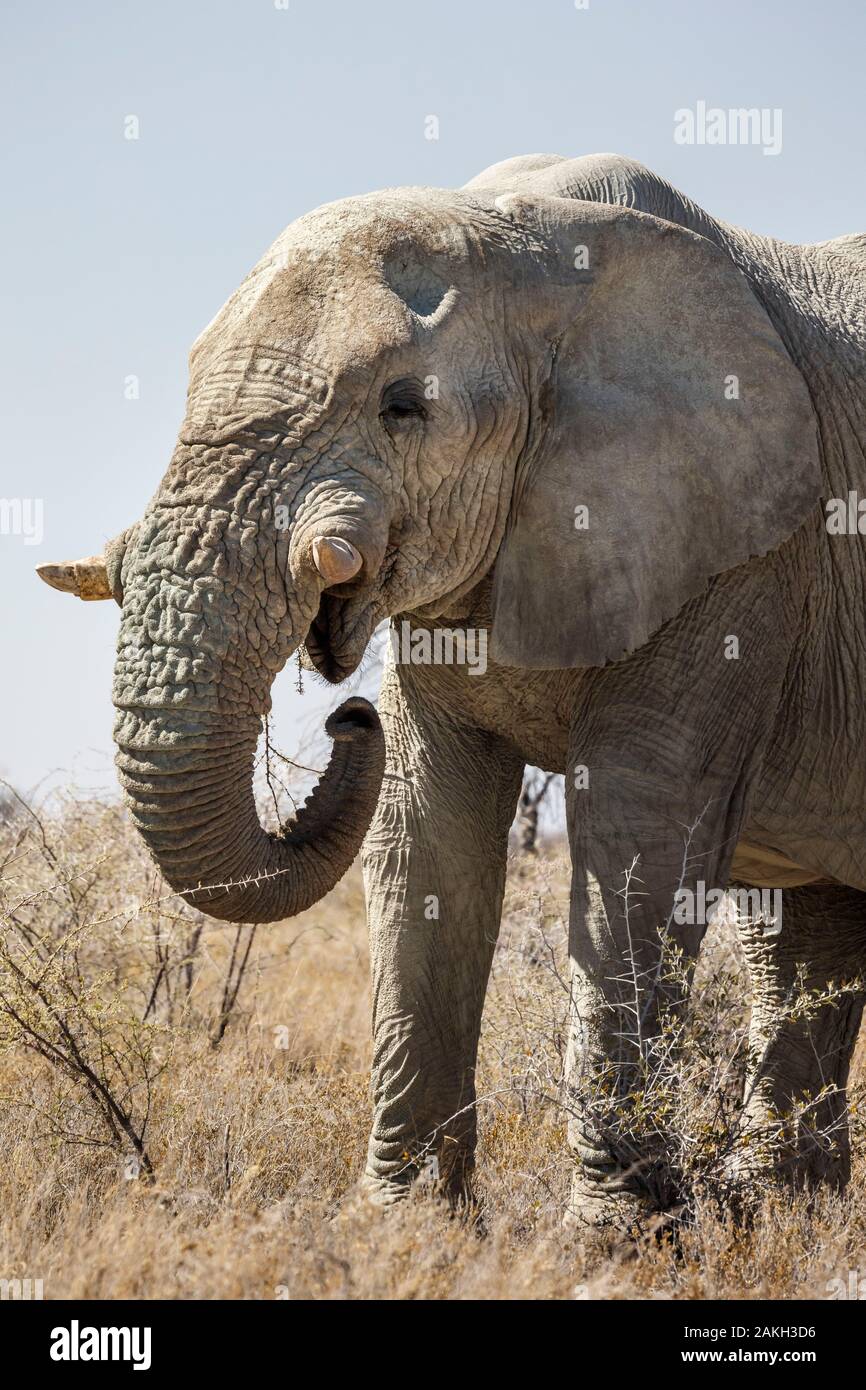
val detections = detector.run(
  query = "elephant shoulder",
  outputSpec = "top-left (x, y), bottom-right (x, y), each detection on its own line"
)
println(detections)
top-left (805, 233), bottom-right (866, 322)
top-left (811, 232), bottom-right (866, 262)
top-left (463, 153), bottom-right (567, 190)
top-left (466, 151), bottom-right (646, 199)
top-left (465, 152), bottom-right (719, 239)
top-left (815, 233), bottom-right (866, 286)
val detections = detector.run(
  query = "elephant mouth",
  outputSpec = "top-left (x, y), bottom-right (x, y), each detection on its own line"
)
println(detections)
top-left (304, 591), bottom-right (377, 684)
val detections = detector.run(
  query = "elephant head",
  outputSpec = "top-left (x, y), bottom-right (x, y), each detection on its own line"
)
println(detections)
top-left (38, 183), bottom-right (818, 922)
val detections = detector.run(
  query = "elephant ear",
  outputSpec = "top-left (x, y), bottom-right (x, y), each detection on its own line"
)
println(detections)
top-left (489, 195), bottom-right (821, 668)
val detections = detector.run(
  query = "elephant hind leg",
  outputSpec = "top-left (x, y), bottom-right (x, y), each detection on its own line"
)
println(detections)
top-left (737, 884), bottom-right (866, 1189)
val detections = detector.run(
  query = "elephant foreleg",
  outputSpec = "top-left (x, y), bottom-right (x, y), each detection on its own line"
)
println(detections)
top-left (564, 761), bottom-right (725, 1228)
top-left (361, 658), bottom-right (523, 1205)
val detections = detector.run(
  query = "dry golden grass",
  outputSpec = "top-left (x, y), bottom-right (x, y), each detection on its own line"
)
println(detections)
top-left (0, 795), bottom-right (864, 1301)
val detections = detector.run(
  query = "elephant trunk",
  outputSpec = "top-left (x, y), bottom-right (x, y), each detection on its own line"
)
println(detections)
top-left (112, 437), bottom-right (390, 923)
top-left (115, 697), bottom-right (384, 923)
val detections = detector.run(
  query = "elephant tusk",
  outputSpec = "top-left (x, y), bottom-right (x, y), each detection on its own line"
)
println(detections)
top-left (36, 555), bottom-right (112, 601)
top-left (311, 536), bottom-right (363, 586)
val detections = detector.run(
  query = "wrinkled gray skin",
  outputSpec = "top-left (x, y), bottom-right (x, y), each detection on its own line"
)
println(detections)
top-left (69, 154), bottom-right (866, 1225)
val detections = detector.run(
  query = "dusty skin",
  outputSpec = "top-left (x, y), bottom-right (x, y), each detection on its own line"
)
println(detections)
top-left (36, 153), bottom-right (866, 1229)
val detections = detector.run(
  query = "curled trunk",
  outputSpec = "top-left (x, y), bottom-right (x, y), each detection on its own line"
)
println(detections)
top-left (116, 698), bottom-right (384, 923)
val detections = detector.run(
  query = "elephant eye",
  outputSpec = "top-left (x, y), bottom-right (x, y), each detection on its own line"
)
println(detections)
top-left (379, 381), bottom-right (427, 432)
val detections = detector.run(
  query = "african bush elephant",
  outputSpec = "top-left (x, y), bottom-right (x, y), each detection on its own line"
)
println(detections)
top-left (39, 152), bottom-right (866, 1228)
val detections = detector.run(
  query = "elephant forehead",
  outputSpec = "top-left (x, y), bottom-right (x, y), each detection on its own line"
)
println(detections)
top-left (189, 190), bottom-right (491, 373)
top-left (276, 188), bottom-right (482, 265)
top-left (191, 253), bottom-right (414, 386)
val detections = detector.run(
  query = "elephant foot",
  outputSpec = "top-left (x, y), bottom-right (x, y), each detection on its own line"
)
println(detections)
top-left (361, 1170), bottom-right (414, 1209)
top-left (565, 1169), bottom-right (682, 1238)
top-left (362, 1153), bottom-right (481, 1222)
top-left (565, 1179), bottom-right (654, 1234)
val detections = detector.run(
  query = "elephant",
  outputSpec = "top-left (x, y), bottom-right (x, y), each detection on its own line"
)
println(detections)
top-left (38, 152), bottom-right (866, 1228)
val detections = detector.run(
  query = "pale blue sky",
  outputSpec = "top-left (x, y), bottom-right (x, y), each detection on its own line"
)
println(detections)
top-left (2, 0), bottom-right (864, 796)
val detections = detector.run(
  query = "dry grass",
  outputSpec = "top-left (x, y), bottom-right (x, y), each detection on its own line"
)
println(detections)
top-left (0, 795), bottom-right (864, 1301)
